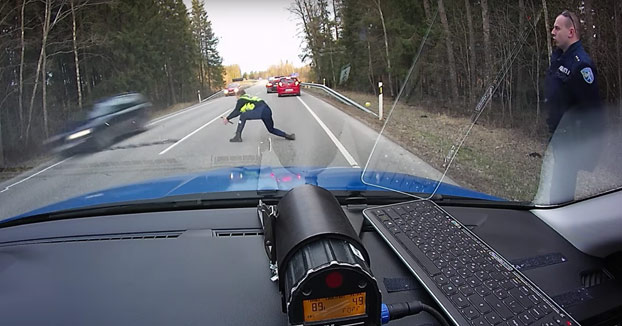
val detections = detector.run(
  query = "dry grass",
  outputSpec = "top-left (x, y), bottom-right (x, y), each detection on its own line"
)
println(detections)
top-left (307, 88), bottom-right (549, 201)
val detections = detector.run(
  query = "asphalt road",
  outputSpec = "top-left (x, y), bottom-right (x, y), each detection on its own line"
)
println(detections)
top-left (0, 82), bottom-right (446, 221)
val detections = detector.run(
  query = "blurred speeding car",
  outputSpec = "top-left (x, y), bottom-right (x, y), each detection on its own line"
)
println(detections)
top-left (276, 77), bottom-right (300, 97)
top-left (46, 93), bottom-right (151, 155)
top-left (266, 76), bottom-right (281, 93)
top-left (223, 83), bottom-right (240, 96)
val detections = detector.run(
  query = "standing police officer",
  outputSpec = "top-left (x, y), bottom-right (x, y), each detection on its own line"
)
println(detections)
top-left (540, 10), bottom-right (604, 204)
top-left (223, 89), bottom-right (295, 142)
top-left (545, 10), bottom-right (600, 134)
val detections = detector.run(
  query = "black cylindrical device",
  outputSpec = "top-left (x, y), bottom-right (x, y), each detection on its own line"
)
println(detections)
top-left (275, 185), bottom-right (381, 325)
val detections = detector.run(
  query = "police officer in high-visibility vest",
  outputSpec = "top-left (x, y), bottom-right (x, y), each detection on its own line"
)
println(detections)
top-left (538, 10), bottom-right (604, 204)
top-left (223, 89), bottom-right (295, 142)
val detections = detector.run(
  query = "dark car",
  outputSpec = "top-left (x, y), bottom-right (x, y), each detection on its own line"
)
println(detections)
top-left (265, 79), bottom-right (276, 93)
top-left (276, 77), bottom-right (301, 97)
top-left (266, 76), bottom-right (281, 93)
top-left (223, 83), bottom-right (240, 96)
top-left (47, 93), bottom-right (151, 155)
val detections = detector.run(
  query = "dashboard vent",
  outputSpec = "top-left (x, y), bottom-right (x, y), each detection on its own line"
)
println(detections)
top-left (581, 269), bottom-right (613, 288)
top-left (214, 229), bottom-right (263, 237)
top-left (0, 231), bottom-right (182, 247)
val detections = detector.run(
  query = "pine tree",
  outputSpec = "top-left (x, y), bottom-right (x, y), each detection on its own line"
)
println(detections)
top-left (190, 0), bottom-right (224, 92)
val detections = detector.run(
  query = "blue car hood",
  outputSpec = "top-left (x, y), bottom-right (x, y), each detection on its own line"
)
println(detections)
top-left (7, 166), bottom-right (501, 222)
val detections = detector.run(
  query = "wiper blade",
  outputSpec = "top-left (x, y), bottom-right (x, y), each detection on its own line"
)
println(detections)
top-left (0, 191), bottom-right (290, 228)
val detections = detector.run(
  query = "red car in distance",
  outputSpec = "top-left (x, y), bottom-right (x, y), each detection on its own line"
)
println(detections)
top-left (276, 77), bottom-right (301, 97)
top-left (223, 83), bottom-right (240, 96)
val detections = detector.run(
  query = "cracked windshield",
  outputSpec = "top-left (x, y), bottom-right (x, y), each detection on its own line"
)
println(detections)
top-left (1, 0), bottom-right (621, 221)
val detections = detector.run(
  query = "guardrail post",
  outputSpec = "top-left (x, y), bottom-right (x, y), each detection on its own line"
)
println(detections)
top-left (378, 81), bottom-right (383, 121)
top-left (197, 90), bottom-right (201, 102)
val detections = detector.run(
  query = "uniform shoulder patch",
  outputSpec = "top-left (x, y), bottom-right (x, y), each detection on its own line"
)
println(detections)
top-left (580, 67), bottom-right (594, 84)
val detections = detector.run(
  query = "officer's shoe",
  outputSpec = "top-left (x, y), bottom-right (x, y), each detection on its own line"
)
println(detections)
top-left (229, 134), bottom-right (242, 142)
top-left (285, 133), bottom-right (296, 140)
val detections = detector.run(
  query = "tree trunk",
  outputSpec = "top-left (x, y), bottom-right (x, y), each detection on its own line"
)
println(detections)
top-left (464, 0), bottom-right (476, 104)
top-left (367, 39), bottom-right (376, 95)
top-left (71, 0), bottom-right (82, 110)
top-left (374, 0), bottom-right (394, 97)
top-left (542, 0), bottom-right (552, 65)
top-left (83, 55), bottom-right (91, 96)
top-left (332, 0), bottom-right (339, 40)
top-left (481, 0), bottom-right (491, 83)
top-left (42, 46), bottom-right (49, 138)
top-left (26, 0), bottom-right (52, 140)
top-left (165, 62), bottom-right (176, 105)
top-left (616, 2), bottom-right (622, 116)
top-left (480, 0), bottom-right (492, 115)
top-left (516, 0), bottom-right (525, 109)
top-left (438, 0), bottom-right (459, 100)
top-left (422, 0), bottom-right (432, 23)
top-left (199, 57), bottom-right (204, 92)
top-left (583, 0), bottom-right (593, 49)
top-left (18, 0), bottom-right (26, 138)
top-left (206, 54), bottom-right (212, 91)
top-left (532, 14), bottom-right (541, 127)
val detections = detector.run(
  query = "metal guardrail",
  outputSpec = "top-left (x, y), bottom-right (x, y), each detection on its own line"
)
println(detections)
top-left (301, 83), bottom-right (378, 117)
top-left (200, 90), bottom-right (224, 103)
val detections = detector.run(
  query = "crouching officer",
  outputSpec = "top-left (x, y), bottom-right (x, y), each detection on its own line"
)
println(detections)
top-left (540, 10), bottom-right (604, 204)
top-left (223, 89), bottom-right (295, 142)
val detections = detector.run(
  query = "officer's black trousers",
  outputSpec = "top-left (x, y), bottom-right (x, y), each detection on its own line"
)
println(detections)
top-left (236, 107), bottom-right (287, 138)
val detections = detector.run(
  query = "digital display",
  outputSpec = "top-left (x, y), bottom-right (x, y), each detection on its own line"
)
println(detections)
top-left (303, 292), bottom-right (366, 322)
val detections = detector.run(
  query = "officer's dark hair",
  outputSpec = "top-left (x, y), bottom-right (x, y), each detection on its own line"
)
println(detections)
top-left (236, 89), bottom-right (246, 96)
top-left (560, 10), bottom-right (581, 39)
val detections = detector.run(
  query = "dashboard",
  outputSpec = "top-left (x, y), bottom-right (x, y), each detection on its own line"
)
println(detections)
top-left (0, 200), bottom-right (620, 325)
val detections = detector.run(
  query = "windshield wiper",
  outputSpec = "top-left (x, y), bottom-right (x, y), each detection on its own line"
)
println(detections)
top-left (1, 189), bottom-right (531, 229)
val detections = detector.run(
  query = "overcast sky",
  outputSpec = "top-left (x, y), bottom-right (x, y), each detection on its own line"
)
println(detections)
top-left (183, 0), bottom-right (305, 73)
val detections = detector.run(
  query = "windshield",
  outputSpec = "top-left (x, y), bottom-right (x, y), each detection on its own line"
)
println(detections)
top-left (1, 0), bottom-right (621, 221)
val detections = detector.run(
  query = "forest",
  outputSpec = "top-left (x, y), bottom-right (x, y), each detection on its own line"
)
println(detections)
top-left (291, 0), bottom-right (621, 129)
top-left (0, 0), bottom-right (224, 164)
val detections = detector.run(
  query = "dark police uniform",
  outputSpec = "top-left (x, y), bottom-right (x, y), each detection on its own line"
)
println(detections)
top-left (226, 94), bottom-right (294, 141)
top-left (543, 40), bottom-right (604, 203)
top-left (545, 40), bottom-right (601, 133)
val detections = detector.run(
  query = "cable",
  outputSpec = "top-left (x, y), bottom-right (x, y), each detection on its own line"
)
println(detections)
top-left (381, 301), bottom-right (450, 326)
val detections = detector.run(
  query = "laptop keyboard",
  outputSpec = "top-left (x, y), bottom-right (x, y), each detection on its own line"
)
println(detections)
top-left (364, 200), bottom-right (579, 326)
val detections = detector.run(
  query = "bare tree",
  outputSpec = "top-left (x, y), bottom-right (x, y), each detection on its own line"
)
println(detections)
top-left (542, 0), bottom-right (552, 65)
top-left (481, 0), bottom-right (491, 83)
top-left (464, 0), bottom-right (476, 104)
top-left (516, 0), bottom-right (525, 107)
top-left (422, 0), bottom-right (432, 23)
top-left (18, 0), bottom-right (27, 137)
top-left (25, 0), bottom-right (70, 140)
top-left (372, 0), bottom-right (394, 97)
top-left (583, 0), bottom-right (593, 50)
top-left (616, 2), bottom-right (622, 115)
top-left (332, 0), bottom-right (339, 40)
top-left (438, 0), bottom-right (458, 100)
top-left (71, 0), bottom-right (83, 110)
top-left (291, 0), bottom-right (321, 76)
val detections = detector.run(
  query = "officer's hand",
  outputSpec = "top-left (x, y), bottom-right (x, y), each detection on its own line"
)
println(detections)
top-left (222, 117), bottom-right (229, 125)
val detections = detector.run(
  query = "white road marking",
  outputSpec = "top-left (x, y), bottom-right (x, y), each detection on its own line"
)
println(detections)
top-left (158, 109), bottom-right (232, 155)
top-left (296, 97), bottom-right (360, 168)
top-left (0, 157), bottom-right (71, 193)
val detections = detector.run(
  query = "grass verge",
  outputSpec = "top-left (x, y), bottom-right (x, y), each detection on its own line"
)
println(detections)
top-left (305, 87), bottom-right (548, 201)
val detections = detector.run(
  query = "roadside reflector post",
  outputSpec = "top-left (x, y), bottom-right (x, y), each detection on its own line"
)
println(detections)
top-left (197, 90), bottom-right (201, 102)
top-left (323, 78), bottom-right (326, 86)
top-left (378, 81), bottom-right (383, 121)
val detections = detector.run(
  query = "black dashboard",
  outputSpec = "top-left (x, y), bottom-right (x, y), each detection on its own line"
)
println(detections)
top-left (0, 202), bottom-right (620, 325)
